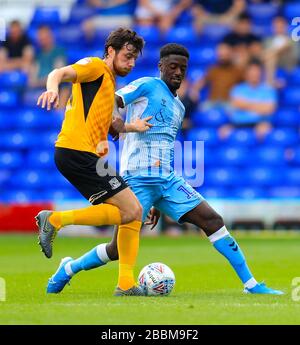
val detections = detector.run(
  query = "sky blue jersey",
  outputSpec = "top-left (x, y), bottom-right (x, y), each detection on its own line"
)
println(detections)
top-left (116, 77), bottom-right (185, 175)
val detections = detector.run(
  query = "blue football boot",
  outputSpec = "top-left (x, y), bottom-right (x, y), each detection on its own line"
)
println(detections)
top-left (244, 282), bottom-right (284, 295)
top-left (47, 257), bottom-right (73, 294)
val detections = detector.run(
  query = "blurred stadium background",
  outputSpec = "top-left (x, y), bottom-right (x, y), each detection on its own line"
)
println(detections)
top-left (0, 0), bottom-right (300, 235)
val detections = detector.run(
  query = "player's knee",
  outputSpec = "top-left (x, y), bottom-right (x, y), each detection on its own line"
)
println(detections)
top-left (106, 242), bottom-right (118, 261)
top-left (203, 213), bottom-right (224, 234)
top-left (120, 202), bottom-right (142, 223)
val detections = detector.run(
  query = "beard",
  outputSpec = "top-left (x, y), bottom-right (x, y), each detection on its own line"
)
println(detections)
top-left (113, 58), bottom-right (129, 77)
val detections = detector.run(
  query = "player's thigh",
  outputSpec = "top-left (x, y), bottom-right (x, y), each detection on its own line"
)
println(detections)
top-left (154, 174), bottom-right (204, 224)
top-left (54, 147), bottom-right (128, 204)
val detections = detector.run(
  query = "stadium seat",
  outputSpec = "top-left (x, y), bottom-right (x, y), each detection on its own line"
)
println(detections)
top-left (0, 91), bottom-right (19, 108)
top-left (23, 89), bottom-right (44, 107)
top-left (192, 108), bottom-right (228, 127)
top-left (246, 166), bottom-right (283, 186)
top-left (264, 128), bottom-right (299, 147)
top-left (0, 152), bottom-right (23, 169)
top-left (285, 168), bottom-right (300, 186)
top-left (31, 7), bottom-right (61, 27)
top-left (133, 25), bottom-right (162, 44)
top-left (282, 88), bottom-right (300, 106)
top-left (26, 150), bottom-right (55, 169)
top-left (196, 187), bottom-right (229, 199)
top-left (0, 132), bottom-right (39, 149)
top-left (56, 25), bottom-right (82, 47)
top-left (43, 189), bottom-right (83, 201)
top-left (9, 170), bottom-right (48, 189)
top-left (67, 4), bottom-right (95, 24)
top-left (254, 146), bottom-right (286, 165)
top-left (273, 108), bottom-right (300, 127)
top-left (0, 111), bottom-right (18, 129)
top-left (287, 67), bottom-right (300, 86)
top-left (164, 26), bottom-right (198, 44)
top-left (231, 187), bottom-right (267, 199)
top-left (288, 147), bottom-right (300, 165)
top-left (0, 170), bottom-right (11, 188)
top-left (0, 190), bottom-right (43, 203)
top-left (190, 47), bottom-right (216, 66)
top-left (0, 71), bottom-right (27, 90)
top-left (40, 131), bottom-right (59, 149)
top-left (284, 3), bottom-right (300, 20)
top-left (204, 168), bottom-right (241, 187)
top-left (226, 129), bottom-right (257, 146)
top-left (248, 3), bottom-right (279, 21)
top-left (217, 146), bottom-right (249, 166)
top-left (186, 128), bottom-right (219, 147)
top-left (269, 187), bottom-right (300, 198)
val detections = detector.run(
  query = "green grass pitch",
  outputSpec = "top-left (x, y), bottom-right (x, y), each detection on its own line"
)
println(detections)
top-left (0, 233), bottom-right (300, 325)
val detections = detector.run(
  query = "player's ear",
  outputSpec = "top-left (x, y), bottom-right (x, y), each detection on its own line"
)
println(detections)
top-left (107, 46), bottom-right (115, 59)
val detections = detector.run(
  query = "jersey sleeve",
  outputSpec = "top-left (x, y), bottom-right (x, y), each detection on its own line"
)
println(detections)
top-left (116, 78), bottom-right (150, 106)
top-left (71, 57), bottom-right (105, 83)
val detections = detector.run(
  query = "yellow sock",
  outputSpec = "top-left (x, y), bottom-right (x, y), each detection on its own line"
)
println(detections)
top-left (49, 204), bottom-right (122, 230)
top-left (117, 220), bottom-right (142, 290)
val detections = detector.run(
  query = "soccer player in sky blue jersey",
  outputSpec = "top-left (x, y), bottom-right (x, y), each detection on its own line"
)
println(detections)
top-left (47, 44), bottom-right (283, 295)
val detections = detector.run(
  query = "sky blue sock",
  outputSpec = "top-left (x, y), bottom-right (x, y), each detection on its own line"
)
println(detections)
top-left (70, 244), bottom-right (108, 274)
top-left (212, 234), bottom-right (253, 284)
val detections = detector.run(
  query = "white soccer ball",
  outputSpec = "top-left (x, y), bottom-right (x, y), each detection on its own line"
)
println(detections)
top-left (138, 262), bottom-right (175, 296)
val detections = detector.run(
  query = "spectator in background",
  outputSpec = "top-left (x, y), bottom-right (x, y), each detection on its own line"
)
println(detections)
top-left (87, 0), bottom-right (136, 29)
top-left (177, 79), bottom-right (200, 132)
top-left (194, 43), bottom-right (244, 110)
top-left (135, 0), bottom-right (192, 33)
top-left (0, 20), bottom-right (34, 73)
top-left (219, 60), bottom-right (277, 140)
top-left (29, 26), bottom-right (68, 108)
top-left (191, 0), bottom-right (246, 32)
top-left (222, 13), bottom-right (263, 67)
top-left (263, 16), bottom-right (298, 86)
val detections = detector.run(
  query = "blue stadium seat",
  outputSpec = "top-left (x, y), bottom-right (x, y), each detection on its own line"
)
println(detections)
top-left (40, 131), bottom-right (59, 149)
top-left (217, 146), bottom-right (249, 166)
top-left (226, 129), bottom-right (257, 146)
top-left (269, 187), bottom-right (300, 198)
top-left (0, 91), bottom-right (19, 108)
top-left (0, 131), bottom-right (39, 149)
top-left (190, 47), bottom-right (216, 66)
top-left (248, 3), bottom-right (279, 21)
top-left (26, 150), bottom-right (55, 169)
top-left (192, 108), bottom-right (227, 127)
top-left (23, 89), bottom-right (44, 107)
top-left (164, 26), bottom-right (198, 44)
top-left (285, 168), bottom-right (300, 186)
top-left (0, 111), bottom-right (18, 129)
top-left (246, 166), bottom-right (283, 186)
top-left (0, 190), bottom-right (43, 202)
top-left (284, 3), bottom-right (300, 20)
top-left (15, 109), bottom-right (53, 130)
top-left (231, 187), bottom-right (267, 199)
top-left (0, 170), bottom-right (11, 187)
top-left (205, 168), bottom-right (241, 187)
top-left (287, 67), bottom-right (300, 86)
top-left (56, 25), bottom-right (82, 47)
top-left (288, 147), bottom-right (300, 165)
top-left (187, 67), bottom-right (205, 82)
top-left (43, 189), bottom-right (82, 201)
top-left (67, 4), bottom-right (94, 24)
top-left (196, 187), bottom-right (229, 199)
top-left (282, 88), bottom-right (300, 106)
top-left (133, 25), bottom-right (162, 44)
top-left (273, 108), bottom-right (300, 127)
top-left (45, 171), bottom-right (70, 189)
top-left (0, 71), bottom-right (27, 90)
top-left (254, 146), bottom-right (286, 165)
top-left (186, 128), bottom-right (219, 147)
top-left (201, 24), bottom-right (230, 42)
top-left (31, 7), bottom-right (61, 27)
top-left (9, 170), bottom-right (48, 189)
top-left (264, 128), bottom-right (299, 147)
top-left (66, 48), bottom-right (104, 64)
top-left (0, 152), bottom-right (23, 169)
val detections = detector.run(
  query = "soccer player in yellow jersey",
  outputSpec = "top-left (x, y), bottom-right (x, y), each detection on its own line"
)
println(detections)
top-left (35, 28), bottom-right (149, 296)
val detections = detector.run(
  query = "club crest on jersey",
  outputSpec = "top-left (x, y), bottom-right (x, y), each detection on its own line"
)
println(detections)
top-left (109, 177), bottom-right (121, 190)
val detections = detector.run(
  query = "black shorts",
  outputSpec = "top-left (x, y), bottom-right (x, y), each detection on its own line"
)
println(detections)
top-left (54, 147), bottom-right (128, 205)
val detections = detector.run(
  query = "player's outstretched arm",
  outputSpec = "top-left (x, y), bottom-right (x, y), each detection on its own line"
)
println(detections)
top-left (37, 66), bottom-right (77, 111)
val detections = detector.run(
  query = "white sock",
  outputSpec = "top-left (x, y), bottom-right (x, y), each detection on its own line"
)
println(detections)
top-left (244, 277), bottom-right (258, 289)
top-left (208, 226), bottom-right (230, 243)
top-left (64, 261), bottom-right (74, 277)
top-left (96, 243), bottom-right (110, 264)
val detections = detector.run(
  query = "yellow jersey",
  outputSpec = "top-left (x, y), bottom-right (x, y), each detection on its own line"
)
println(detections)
top-left (55, 57), bottom-right (115, 156)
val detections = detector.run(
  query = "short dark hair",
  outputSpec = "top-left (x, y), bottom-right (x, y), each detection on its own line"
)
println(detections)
top-left (160, 43), bottom-right (189, 60)
top-left (248, 58), bottom-right (262, 68)
top-left (237, 12), bottom-right (251, 22)
top-left (104, 28), bottom-right (145, 57)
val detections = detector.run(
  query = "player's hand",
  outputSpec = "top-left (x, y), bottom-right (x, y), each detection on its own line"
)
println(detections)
top-left (109, 116), bottom-right (125, 141)
top-left (145, 207), bottom-right (160, 230)
top-left (131, 116), bottom-right (153, 132)
top-left (37, 89), bottom-right (59, 110)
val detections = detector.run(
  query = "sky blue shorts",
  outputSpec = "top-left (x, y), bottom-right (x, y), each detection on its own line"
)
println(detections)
top-left (123, 169), bottom-right (204, 223)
